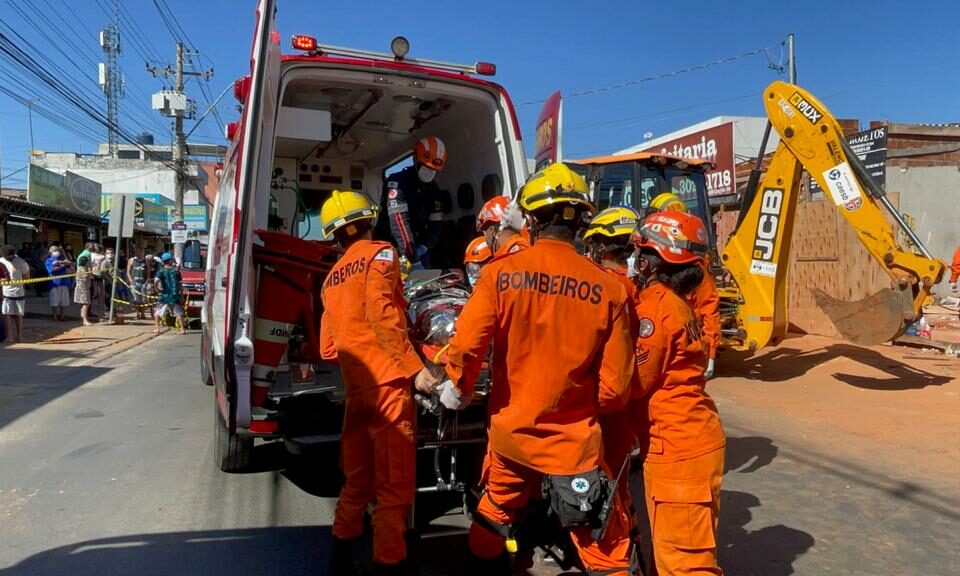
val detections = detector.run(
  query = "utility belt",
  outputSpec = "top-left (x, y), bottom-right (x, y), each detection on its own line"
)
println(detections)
top-left (542, 454), bottom-right (630, 540)
top-left (542, 469), bottom-right (610, 532)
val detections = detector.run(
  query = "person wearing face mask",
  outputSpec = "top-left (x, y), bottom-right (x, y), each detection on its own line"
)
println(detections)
top-left (630, 210), bottom-right (726, 576)
top-left (582, 206), bottom-right (643, 487)
top-left (377, 136), bottom-right (447, 270)
top-left (45, 245), bottom-right (74, 322)
top-left (647, 193), bottom-right (721, 380)
top-left (463, 236), bottom-right (492, 289)
top-left (476, 196), bottom-right (529, 260)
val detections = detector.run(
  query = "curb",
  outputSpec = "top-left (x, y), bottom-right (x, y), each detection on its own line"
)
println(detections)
top-left (89, 328), bottom-right (171, 366)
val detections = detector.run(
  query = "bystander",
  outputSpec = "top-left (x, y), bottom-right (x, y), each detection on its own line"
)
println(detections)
top-left (1, 245), bottom-right (31, 343)
top-left (74, 255), bottom-right (93, 326)
top-left (154, 252), bottom-right (185, 335)
top-left (45, 246), bottom-right (74, 322)
top-left (127, 248), bottom-right (150, 320)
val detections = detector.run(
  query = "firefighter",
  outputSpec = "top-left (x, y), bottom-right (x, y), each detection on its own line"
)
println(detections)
top-left (378, 136), bottom-right (447, 269)
top-left (630, 210), bottom-right (727, 576)
top-left (476, 196), bottom-right (529, 258)
top-left (464, 236), bottom-right (492, 288)
top-left (648, 193), bottom-right (720, 379)
top-left (438, 163), bottom-right (637, 575)
top-left (319, 190), bottom-right (437, 576)
top-left (582, 206), bottom-right (642, 473)
top-left (646, 191), bottom-right (687, 215)
top-left (583, 206), bottom-right (646, 555)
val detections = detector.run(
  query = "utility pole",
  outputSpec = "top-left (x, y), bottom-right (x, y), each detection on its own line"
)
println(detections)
top-left (99, 0), bottom-right (124, 156)
top-left (148, 42), bottom-right (212, 261)
top-left (26, 99), bottom-right (36, 156)
top-left (786, 33), bottom-right (796, 84)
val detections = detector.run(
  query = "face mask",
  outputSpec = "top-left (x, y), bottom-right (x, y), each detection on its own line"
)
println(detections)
top-left (466, 263), bottom-right (482, 288)
top-left (52, 251), bottom-right (61, 258)
top-left (417, 165), bottom-right (437, 183)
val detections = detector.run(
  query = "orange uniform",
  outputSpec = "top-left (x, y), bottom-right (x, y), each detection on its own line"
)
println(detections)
top-left (634, 281), bottom-right (726, 576)
top-left (599, 266), bottom-right (642, 494)
top-left (492, 232), bottom-right (529, 260)
top-left (446, 238), bottom-right (636, 573)
top-left (687, 258), bottom-right (721, 360)
top-left (320, 239), bottom-right (422, 566)
top-left (950, 244), bottom-right (960, 284)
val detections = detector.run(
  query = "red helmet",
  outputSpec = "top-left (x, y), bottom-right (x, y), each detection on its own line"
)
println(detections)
top-left (476, 196), bottom-right (509, 231)
top-left (632, 210), bottom-right (708, 265)
top-left (414, 136), bottom-right (447, 171)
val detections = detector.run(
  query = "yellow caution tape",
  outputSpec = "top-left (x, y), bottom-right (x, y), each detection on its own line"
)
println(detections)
top-left (0, 272), bottom-right (77, 286)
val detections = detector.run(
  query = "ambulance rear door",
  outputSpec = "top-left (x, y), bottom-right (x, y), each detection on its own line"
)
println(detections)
top-left (220, 0), bottom-right (281, 433)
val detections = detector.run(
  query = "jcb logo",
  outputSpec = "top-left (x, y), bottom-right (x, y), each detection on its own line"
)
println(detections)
top-left (752, 188), bottom-right (784, 261)
top-left (788, 92), bottom-right (823, 124)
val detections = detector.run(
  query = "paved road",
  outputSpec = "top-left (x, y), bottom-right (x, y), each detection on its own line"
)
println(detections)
top-left (1, 333), bottom-right (958, 575)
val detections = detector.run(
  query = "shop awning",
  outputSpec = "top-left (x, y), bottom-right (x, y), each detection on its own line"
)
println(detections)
top-left (0, 195), bottom-right (101, 227)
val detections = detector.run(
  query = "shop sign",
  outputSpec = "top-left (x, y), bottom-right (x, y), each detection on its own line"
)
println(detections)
top-left (641, 122), bottom-right (736, 197)
top-left (183, 204), bottom-right (208, 231)
top-left (27, 165), bottom-right (101, 217)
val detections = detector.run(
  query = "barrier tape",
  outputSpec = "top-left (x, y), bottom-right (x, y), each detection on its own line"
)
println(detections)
top-left (0, 272), bottom-right (77, 286)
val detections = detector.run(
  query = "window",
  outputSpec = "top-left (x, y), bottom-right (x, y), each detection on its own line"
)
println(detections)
top-left (593, 163), bottom-right (635, 210)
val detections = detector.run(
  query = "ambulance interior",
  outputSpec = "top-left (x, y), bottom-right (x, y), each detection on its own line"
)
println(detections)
top-left (265, 68), bottom-right (514, 269)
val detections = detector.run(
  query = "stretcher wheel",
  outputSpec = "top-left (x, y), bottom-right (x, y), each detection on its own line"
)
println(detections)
top-left (214, 402), bottom-right (254, 472)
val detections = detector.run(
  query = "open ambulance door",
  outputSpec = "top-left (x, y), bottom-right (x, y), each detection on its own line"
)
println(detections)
top-left (533, 91), bottom-right (563, 171)
top-left (219, 0), bottom-right (281, 435)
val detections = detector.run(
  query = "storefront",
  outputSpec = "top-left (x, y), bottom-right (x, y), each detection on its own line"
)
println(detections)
top-left (18, 164), bottom-right (103, 252)
top-left (101, 195), bottom-right (171, 255)
top-left (0, 195), bottom-right (101, 260)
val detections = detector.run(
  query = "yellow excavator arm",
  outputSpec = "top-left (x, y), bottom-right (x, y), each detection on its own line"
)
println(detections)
top-left (721, 81), bottom-right (945, 350)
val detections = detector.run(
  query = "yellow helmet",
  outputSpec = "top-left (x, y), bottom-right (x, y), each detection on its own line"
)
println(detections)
top-left (649, 192), bottom-right (688, 213)
top-left (518, 162), bottom-right (595, 215)
top-left (583, 206), bottom-right (640, 243)
top-left (319, 190), bottom-right (379, 239)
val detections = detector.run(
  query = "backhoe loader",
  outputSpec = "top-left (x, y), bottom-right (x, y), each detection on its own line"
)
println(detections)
top-left (572, 81), bottom-right (945, 351)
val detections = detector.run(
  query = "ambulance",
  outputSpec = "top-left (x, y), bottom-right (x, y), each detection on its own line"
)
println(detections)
top-left (202, 0), bottom-right (529, 470)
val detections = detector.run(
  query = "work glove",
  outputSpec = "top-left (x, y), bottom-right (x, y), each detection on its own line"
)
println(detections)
top-left (705, 358), bottom-right (716, 380)
top-left (437, 380), bottom-right (469, 411)
top-left (952, 282), bottom-right (958, 293)
top-left (414, 366), bottom-right (439, 394)
top-left (501, 202), bottom-right (525, 233)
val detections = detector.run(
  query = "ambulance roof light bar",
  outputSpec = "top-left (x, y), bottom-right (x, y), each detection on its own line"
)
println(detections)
top-left (290, 34), bottom-right (496, 76)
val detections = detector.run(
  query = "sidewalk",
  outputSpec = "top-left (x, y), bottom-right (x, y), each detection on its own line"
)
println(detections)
top-left (2, 294), bottom-right (172, 365)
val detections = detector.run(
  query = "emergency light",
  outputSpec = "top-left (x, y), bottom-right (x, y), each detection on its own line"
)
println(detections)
top-left (291, 34), bottom-right (318, 52)
top-left (390, 36), bottom-right (410, 60)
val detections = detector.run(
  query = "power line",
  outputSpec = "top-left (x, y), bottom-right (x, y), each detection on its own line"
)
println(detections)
top-left (516, 48), bottom-right (771, 107)
top-left (0, 29), bottom-right (181, 172)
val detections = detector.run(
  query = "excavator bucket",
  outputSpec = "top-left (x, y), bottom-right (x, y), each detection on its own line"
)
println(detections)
top-left (811, 287), bottom-right (915, 346)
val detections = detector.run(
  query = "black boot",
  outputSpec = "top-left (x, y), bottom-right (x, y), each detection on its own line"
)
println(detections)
top-left (328, 537), bottom-right (359, 576)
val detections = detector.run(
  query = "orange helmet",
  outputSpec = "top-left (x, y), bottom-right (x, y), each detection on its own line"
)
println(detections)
top-left (476, 196), bottom-right (509, 231)
top-left (414, 136), bottom-right (447, 171)
top-left (464, 236), bottom-right (492, 265)
top-left (632, 210), bottom-right (708, 265)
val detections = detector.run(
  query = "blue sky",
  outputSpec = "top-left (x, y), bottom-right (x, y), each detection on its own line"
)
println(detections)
top-left (1, 0), bottom-right (958, 189)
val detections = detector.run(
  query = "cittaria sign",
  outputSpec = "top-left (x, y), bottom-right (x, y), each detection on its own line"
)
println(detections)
top-left (641, 122), bottom-right (735, 198)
